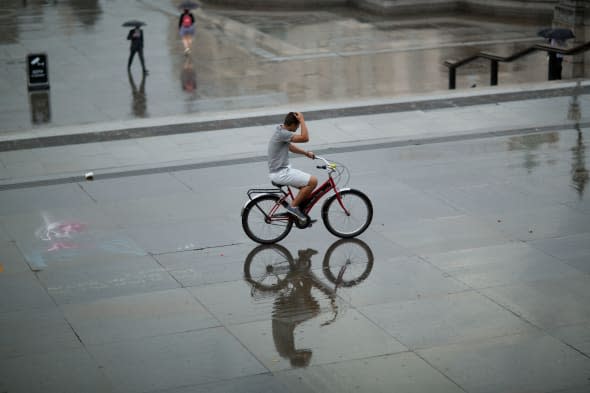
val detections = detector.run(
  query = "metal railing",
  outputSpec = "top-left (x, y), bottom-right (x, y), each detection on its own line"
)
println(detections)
top-left (444, 40), bottom-right (590, 89)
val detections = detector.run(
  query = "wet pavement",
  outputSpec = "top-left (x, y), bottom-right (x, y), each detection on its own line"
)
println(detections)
top-left (1, 119), bottom-right (590, 392)
top-left (2, 1), bottom-right (590, 393)
top-left (0, 0), bottom-right (557, 134)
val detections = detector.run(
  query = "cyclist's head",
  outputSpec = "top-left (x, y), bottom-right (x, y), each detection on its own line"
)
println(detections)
top-left (283, 112), bottom-right (300, 130)
top-left (291, 350), bottom-right (312, 367)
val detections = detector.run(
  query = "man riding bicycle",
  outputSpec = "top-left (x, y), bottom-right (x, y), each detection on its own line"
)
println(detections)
top-left (268, 112), bottom-right (317, 221)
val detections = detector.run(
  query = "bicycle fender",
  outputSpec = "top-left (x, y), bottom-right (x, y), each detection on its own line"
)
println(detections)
top-left (321, 187), bottom-right (352, 205)
top-left (241, 193), bottom-right (279, 215)
top-left (321, 187), bottom-right (371, 211)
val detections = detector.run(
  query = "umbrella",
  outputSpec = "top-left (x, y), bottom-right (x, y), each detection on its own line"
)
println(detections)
top-left (122, 20), bottom-right (146, 27)
top-left (537, 28), bottom-right (575, 40)
top-left (178, 1), bottom-right (200, 10)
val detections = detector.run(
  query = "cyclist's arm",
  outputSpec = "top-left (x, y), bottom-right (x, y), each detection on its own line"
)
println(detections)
top-left (290, 113), bottom-right (309, 143)
top-left (289, 143), bottom-right (314, 158)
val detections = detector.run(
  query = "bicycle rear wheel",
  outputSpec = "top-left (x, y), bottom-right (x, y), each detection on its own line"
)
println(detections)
top-left (322, 189), bottom-right (373, 238)
top-left (242, 194), bottom-right (293, 244)
top-left (244, 244), bottom-right (294, 291)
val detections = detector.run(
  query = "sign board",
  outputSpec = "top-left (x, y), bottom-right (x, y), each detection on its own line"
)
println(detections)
top-left (27, 53), bottom-right (49, 90)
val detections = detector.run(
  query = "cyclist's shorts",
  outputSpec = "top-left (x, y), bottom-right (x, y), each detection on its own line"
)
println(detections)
top-left (269, 166), bottom-right (311, 188)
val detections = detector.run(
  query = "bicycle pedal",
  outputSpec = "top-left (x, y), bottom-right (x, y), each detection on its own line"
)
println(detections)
top-left (301, 218), bottom-right (317, 227)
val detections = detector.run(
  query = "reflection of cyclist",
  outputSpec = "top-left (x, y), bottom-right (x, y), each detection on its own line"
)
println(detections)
top-left (268, 112), bottom-right (317, 222)
top-left (244, 241), bottom-right (374, 367)
top-left (272, 275), bottom-right (318, 367)
top-left (270, 249), bottom-right (335, 368)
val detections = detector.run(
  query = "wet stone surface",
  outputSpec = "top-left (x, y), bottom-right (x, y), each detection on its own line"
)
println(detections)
top-left (0, 0), bottom-right (559, 133)
top-left (1, 126), bottom-right (590, 392)
top-left (1, 1), bottom-right (590, 392)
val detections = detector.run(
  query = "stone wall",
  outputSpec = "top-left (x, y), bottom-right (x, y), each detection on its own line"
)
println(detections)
top-left (352, 0), bottom-right (557, 17)
top-left (350, 0), bottom-right (460, 15)
top-left (202, 0), bottom-right (558, 17)
top-left (200, 0), bottom-right (348, 8)
top-left (461, 0), bottom-right (559, 17)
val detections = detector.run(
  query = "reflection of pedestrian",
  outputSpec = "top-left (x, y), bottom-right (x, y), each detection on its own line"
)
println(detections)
top-left (571, 125), bottom-right (588, 198)
top-left (127, 26), bottom-right (148, 74)
top-left (181, 56), bottom-right (197, 93)
top-left (128, 69), bottom-right (147, 117)
top-left (548, 38), bottom-right (565, 80)
top-left (178, 8), bottom-right (195, 54)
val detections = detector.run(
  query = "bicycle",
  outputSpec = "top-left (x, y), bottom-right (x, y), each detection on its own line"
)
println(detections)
top-left (241, 156), bottom-right (373, 244)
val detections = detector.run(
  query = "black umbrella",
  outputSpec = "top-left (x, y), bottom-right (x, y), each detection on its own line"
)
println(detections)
top-left (122, 20), bottom-right (146, 27)
top-left (537, 28), bottom-right (575, 40)
top-left (178, 1), bottom-right (200, 10)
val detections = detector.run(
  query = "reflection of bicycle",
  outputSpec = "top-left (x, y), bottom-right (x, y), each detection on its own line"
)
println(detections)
top-left (243, 239), bottom-right (374, 367)
top-left (243, 238), bottom-right (374, 292)
top-left (242, 156), bottom-right (373, 244)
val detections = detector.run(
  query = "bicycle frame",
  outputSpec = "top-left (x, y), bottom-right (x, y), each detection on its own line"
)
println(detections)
top-left (244, 157), bottom-right (351, 225)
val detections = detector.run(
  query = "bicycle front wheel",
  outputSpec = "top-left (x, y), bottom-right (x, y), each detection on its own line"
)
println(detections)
top-left (322, 189), bottom-right (373, 238)
top-left (322, 238), bottom-right (374, 287)
top-left (242, 194), bottom-right (293, 244)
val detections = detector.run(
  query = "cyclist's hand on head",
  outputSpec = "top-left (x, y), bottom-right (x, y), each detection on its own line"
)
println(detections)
top-left (294, 112), bottom-right (304, 122)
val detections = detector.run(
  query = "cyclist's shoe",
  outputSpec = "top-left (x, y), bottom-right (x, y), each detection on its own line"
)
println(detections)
top-left (286, 205), bottom-right (307, 222)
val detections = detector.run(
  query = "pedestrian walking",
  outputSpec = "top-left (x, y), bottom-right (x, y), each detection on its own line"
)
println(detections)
top-left (178, 8), bottom-right (195, 54)
top-left (127, 26), bottom-right (148, 74)
top-left (548, 38), bottom-right (566, 80)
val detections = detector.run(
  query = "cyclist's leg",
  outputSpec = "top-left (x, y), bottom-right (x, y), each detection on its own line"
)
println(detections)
top-left (292, 175), bottom-right (317, 208)
top-left (280, 167), bottom-right (316, 208)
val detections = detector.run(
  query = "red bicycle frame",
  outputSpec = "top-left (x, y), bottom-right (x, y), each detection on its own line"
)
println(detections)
top-left (267, 173), bottom-right (350, 222)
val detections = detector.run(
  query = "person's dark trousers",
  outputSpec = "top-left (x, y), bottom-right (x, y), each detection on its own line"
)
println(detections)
top-left (548, 53), bottom-right (563, 80)
top-left (128, 46), bottom-right (147, 73)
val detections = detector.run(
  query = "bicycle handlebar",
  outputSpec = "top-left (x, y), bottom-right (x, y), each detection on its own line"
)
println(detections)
top-left (315, 155), bottom-right (336, 170)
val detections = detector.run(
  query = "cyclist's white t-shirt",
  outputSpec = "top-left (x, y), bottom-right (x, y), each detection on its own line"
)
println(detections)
top-left (267, 124), bottom-right (310, 188)
top-left (268, 125), bottom-right (293, 173)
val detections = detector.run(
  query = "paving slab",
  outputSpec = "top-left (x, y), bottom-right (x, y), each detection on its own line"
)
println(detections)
top-left (0, 347), bottom-right (114, 393)
top-left (379, 215), bottom-right (511, 255)
top-left (62, 288), bottom-right (220, 346)
top-left (423, 242), bottom-right (582, 288)
top-left (274, 352), bottom-right (466, 393)
top-left (0, 272), bottom-right (55, 313)
top-left (481, 275), bottom-right (590, 330)
top-left (417, 332), bottom-right (590, 393)
top-left (0, 308), bottom-right (81, 359)
top-left (361, 291), bottom-right (536, 350)
top-left (229, 309), bottom-right (407, 371)
top-left (88, 327), bottom-right (268, 393)
top-left (36, 254), bottom-right (180, 305)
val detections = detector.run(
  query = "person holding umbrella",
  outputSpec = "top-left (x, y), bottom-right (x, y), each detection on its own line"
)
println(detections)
top-left (538, 28), bottom-right (575, 80)
top-left (125, 21), bottom-right (148, 75)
